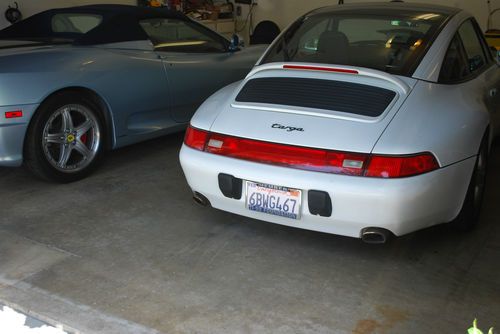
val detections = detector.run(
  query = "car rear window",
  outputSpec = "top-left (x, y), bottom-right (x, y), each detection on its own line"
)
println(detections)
top-left (261, 11), bottom-right (447, 77)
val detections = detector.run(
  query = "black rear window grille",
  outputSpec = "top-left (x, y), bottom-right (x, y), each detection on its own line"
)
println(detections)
top-left (235, 77), bottom-right (396, 117)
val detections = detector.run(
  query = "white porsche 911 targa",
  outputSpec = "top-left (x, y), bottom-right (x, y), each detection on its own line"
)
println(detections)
top-left (180, 2), bottom-right (500, 243)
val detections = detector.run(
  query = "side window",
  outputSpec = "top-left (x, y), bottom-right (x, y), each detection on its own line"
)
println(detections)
top-left (139, 18), bottom-right (227, 53)
top-left (458, 20), bottom-right (487, 73)
top-left (439, 34), bottom-right (470, 83)
top-left (52, 14), bottom-right (102, 34)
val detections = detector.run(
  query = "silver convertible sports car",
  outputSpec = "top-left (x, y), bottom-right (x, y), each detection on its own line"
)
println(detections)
top-left (0, 5), bottom-right (265, 182)
top-left (180, 3), bottom-right (500, 243)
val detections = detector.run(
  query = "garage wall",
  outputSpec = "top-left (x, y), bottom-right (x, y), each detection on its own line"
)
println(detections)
top-left (236, 0), bottom-right (500, 41)
top-left (0, 0), bottom-right (136, 29)
top-left (1, 1), bottom-right (499, 37)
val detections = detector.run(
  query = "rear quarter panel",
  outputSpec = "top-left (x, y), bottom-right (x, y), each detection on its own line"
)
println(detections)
top-left (373, 73), bottom-right (493, 167)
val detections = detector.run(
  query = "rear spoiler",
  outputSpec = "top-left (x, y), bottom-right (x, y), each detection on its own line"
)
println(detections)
top-left (246, 63), bottom-right (411, 95)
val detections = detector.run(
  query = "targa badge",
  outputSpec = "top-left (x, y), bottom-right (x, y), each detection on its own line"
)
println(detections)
top-left (271, 123), bottom-right (304, 132)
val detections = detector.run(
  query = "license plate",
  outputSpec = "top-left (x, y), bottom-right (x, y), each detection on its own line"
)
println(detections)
top-left (245, 181), bottom-right (302, 220)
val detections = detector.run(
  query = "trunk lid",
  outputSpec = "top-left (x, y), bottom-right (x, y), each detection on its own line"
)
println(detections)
top-left (209, 63), bottom-right (416, 153)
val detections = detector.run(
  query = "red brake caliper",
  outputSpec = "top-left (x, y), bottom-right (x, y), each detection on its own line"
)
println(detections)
top-left (81, 133), bottom-right (88, 145)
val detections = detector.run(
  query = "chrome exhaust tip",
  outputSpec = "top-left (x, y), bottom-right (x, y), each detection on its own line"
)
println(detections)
top-left (193, 192), bottom-right (211, 207)
top-left (361, 227), bottom-right (392, 244)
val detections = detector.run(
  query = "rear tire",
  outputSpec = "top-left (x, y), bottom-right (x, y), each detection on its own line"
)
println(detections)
top-left (452, 137), bottom-right (488, 231)
top-left (24, 92), bottom-right (105, 183)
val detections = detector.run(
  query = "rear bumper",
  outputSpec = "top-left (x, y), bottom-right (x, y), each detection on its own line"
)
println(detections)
top-left (180, 144), bottom-right (476, 238)
top-left (0, 104), bottom-right (38, 167)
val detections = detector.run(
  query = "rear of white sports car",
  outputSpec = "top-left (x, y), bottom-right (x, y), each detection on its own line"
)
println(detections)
top-left (180, 4), bottom-right (497, 242)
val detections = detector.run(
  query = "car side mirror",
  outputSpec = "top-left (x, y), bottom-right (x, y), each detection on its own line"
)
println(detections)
top-left (469, 55), bottom-right (485, 72)
top-left (229, 34), bottom-right (244, 51)
top-left (304, 38), bottom-right (319, 51)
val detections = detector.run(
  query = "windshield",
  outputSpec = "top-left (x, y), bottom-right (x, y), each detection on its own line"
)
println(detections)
top-left (261, 11), bottom-right (447, 76)
top-left (140, 18), bottom-right (228, 53)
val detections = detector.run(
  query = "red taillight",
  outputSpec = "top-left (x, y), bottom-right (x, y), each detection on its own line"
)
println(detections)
top-left (365, 154), bottom-right (439, 178)
top-left (184, 126), bottom-right (208, 151)
top-left (205, 133), bottom-right (368, 176)
top-left (5, 110), bottom-right (22, 119)
top-left (185, 128), bottom-right (440, 178)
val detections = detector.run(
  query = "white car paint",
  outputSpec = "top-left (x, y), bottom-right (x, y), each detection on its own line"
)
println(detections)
top-left (180, 4), bottom-right (500, 240)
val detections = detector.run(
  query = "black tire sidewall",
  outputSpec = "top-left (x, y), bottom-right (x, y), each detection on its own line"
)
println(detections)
top-left (24, 92), bottom-right (106, 183)
top-left (453, 137), bottom-right (488, 231)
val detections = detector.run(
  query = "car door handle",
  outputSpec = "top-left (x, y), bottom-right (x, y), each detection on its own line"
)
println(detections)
top-left (490, 88), bottom-right (498, 97)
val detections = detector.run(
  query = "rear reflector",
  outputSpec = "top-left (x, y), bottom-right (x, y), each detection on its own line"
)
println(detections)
top-left (184, 126), bottom-right (439, 178)
top-left (5, 110), bottom-right (22, 118)
top-left (206, 132), bottom-right (368, 176)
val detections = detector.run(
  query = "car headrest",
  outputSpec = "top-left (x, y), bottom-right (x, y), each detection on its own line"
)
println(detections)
top-left (317, 31), bottom-right (349, 54)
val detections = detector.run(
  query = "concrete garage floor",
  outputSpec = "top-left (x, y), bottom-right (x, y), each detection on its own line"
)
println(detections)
top-left (0, 133), bottom-right (499, 334)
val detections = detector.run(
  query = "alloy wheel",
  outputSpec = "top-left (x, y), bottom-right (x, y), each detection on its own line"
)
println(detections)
top-left (42, 104), bottom-right (101, 173)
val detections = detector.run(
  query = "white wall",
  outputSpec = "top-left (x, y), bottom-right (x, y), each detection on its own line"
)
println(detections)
top-left (235, 0), bottom-right (500, 41)
top-left (0, 0), bottom-right (136, 29)
top-left (1, 0), bottom-right (499, 36)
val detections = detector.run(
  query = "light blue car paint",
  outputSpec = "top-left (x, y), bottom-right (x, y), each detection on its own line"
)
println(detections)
top-left (0, 40), bottom-right (266, 166)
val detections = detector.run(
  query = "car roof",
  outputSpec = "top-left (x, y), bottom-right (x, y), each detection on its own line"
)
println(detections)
top-left (0, 4), bottom-right (188, 45)
top-left (308, 2), bottom-right (461, 18)
top-left (56, 4), bottom-right (183, 17)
